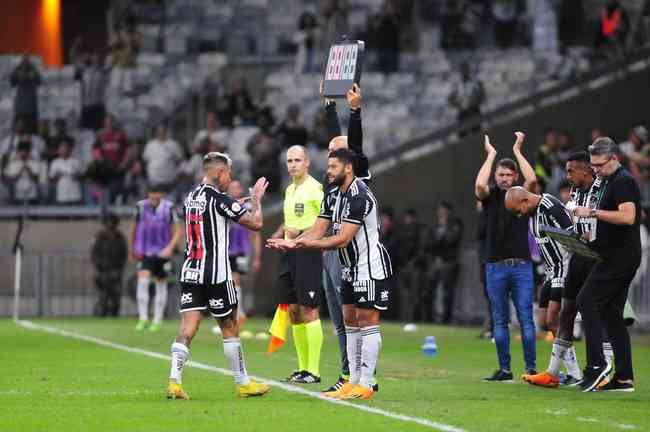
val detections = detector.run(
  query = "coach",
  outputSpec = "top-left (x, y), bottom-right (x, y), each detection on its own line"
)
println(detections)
top-left (574, 137), bottom-right (641, 393)
top-left (475, 132), bottom-right (538, 382)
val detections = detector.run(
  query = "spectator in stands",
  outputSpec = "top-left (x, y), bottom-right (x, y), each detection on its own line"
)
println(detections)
top-left (369, 1), bottom-right (402, 73)
top-left (558, 179), bottom-right (572, 204)
top-left (91, 213), bottom-right (128, 317)
top-left (224, 78), bottom-right (257, 126)
top-left (44, 119), bottom-right (75, 163)
top-left (0, 118), bottom-right (45, 165)
top-left (295, 10), bottom-right (320, 74)
top-left (440, 0), bottom-right (471, 50)
top-left (4, 141), bottom-right (45, 204)
top-left (625, 126), bottom-right (650, 205)
top-left (94, 114), bottom-right (132, 203)
top-left (558, 0), bottom-right (584, 50)
top-left (179, 137), bottom-right (208, 192)
top-left (311, 109), bottom-right (332, 150)
top-left (492, 0), bottom-right (520, 48)
top-left (49, 139), bottom-right (83, 205)
top-left (319, 0), bottom-right (349, 49)
top-left (109, 25), bottom-right (140, 94)
top-left (424, 201), bottom-right (463, 324)
top-left (619, 125), bottom-right (648, 158)
top-left (532, 0), bottom-right (559, 54)
top-left (396, 208), bottom-right (427, 322)
top-left (77, 53), bottom-right (109, 131)
top-left (595, 0), bottom-right (630, 58)
top-left (247, 109), bottom-right (281, 194)
top-left (534, 127), bottom-right (564, 196)
top-left (449, 61), bottom-right (485, 136)
top-left (276, 104), bottom-right (309, 149)
top-left (10, 55), bottom-right (41, 133)
top-left (142, 124), bottom-right (184, 193)
top-left (193, 111), bottom-right (229, 153)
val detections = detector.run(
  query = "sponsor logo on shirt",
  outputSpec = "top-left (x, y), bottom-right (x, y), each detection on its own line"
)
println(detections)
top-left (294, 202), bottom-right (305, 217)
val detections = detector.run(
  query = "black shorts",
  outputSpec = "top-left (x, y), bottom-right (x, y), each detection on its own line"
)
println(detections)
top-left (179, 280), bottom-right (238, 318)
top-left (137, 256), bottom-right (171, 279)
top-left (564, 255), bottom-right (596, 301)
top-left (229, 255), bottom-right (248, 275)
top-left (342, 278), bottom-right (393, 311)
top-left (539, 279), bottom-right (562, 309)
top-left (277, 250), bottom-right (323, 307)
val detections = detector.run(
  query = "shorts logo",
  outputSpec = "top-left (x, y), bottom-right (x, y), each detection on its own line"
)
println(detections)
top-left (381, 290), bottom-right (389, 301)
top-left (358, 296), bottom-right (366, 302)
top-left (308, 291), bottom-right (315, 299)
top-left (209, 298), bottom-right (224, 309)
top-left (294, 202), bottom-right (305, 217)
top-left (181, 293), bottom-right (193, 305)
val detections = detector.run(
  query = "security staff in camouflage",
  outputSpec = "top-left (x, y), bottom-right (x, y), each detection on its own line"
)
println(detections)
top-left (91, 213), bottom-right (128, 317)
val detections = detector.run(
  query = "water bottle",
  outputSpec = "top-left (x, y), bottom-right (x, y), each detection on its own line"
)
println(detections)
top-left (422, 336), bottom-right (438, 357)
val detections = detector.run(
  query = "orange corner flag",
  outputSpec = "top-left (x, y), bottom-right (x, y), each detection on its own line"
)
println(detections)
top-left (267, 304), bottom-right (289, 354)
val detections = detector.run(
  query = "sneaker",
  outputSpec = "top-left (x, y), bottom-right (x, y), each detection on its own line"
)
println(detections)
top-left (322, 376), bottom-right (348, 393)
top-left (323, 382), bottom-right (356, 399)
top-left (166, 382), bottom-right (190, 400)
top-left (522, 371), bottom-right (560, 388)
top-left (135, 320), bottom-right (148, 331)
top-left (293, 372), bottom-right (321, 384)
top-left (341, 384), bottom-right (374, 400)
top-left (282, 371), bottom-right (305, 382)
top-left (560, 374), bottom-right (583, 387)
top-left (580, 363), bottom-right (612, 392)
top-left (236, 381), bottom-right (271, 398)
top-left (149, 323), bottom-right (161, 332)
top-left (596, 378), bottom-right (634, 392)
top-left (483, 369), bottom-right (514, 382)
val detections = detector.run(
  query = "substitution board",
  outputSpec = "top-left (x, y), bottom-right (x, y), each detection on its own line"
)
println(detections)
top-left (540, 225), bottom-right (602, 261)
top-left (323, 40), bottom-right (365, 98)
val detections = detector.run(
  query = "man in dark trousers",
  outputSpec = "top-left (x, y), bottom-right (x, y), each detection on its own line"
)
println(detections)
top-left (574, 137), bottom-right (641, 393)
top-left (475, 132), bottom-right (538, 382)
top-left (91, 213), bottom-right (128, 316)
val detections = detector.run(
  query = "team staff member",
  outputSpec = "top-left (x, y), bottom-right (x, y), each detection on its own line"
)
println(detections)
top-left (270, 145), bottom-right (325, 384)
top-left (320, 82), bottom-right (373, 393)
top-left (130, 184), bottom-right (182, 332)
top-left (574, 138), bottom-right (641, 393)
top-left (475, 132), bottom-right (538, 382)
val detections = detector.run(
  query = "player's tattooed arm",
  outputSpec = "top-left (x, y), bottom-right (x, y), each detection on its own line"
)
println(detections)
top-left (238, 177), bottom-right (269, 232)
top-left (296, 222), bottom-right (360, 250)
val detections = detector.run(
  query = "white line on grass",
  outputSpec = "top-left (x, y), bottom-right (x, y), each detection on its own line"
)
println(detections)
top-left (17, 320), bottom-right (465, 432)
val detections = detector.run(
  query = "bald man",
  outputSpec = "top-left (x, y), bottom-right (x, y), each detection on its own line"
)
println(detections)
top-left (505, 186), bottom-right (581, 385)
top-left (270, 145), bottom-right (325, 384)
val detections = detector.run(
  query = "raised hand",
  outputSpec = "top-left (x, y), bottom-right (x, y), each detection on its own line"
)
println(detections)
top-left (346, 83), bottom-right (362, 110)
top-left (513, 131), bottom-right (525, 153)
top-left (484, 134), bottom-right (496, 156)
top-left (251, 177), bottom-right (269, 201)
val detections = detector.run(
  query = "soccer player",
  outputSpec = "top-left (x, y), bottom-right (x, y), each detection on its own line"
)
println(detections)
top-left (270, 145), bottom-right (325, 384)
top-left (319, 82), bottom-right (372, 392)
top-left (504, 186), bottom-right (582, 385)
top-left (166, 152), bottom-right (270, 400)
top-left (130, 184), bottom-right (182, 332)
top-left (268, 148), bottom-right (393, 400)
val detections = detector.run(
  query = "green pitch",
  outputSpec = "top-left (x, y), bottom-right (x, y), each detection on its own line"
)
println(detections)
top-left (2, 318), bottom-right (649, 432)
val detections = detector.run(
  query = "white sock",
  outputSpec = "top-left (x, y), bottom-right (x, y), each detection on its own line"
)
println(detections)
top-left (562, 345), bottom-right (582, 379)
top-left (223, 338), bottom-right (250, 385)
top-left (136, 277), bottom-right (150, 321)
top-left (169, 342), bottom-right (189, 384)
top-left (603, 342), bottom-right (614, 366)
top-left (153, 281), bottom-right (168, 324)
top-left (360, 326), bottom-right (381, 389)
top-left (547, 338), bottom-right (570, 376)
top-left (345, 326), bottom-right (361, 385)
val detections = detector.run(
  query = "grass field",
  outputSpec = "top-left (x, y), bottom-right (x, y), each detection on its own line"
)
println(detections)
top-left (3, 318), bottom-right (649, 432)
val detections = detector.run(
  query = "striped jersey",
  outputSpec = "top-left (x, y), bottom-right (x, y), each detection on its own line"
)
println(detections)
top-left (566, 176), bottom-right (606, 241)
top-left (531, 193), bottom-right (573, 288)
top-left (179, 183), bottom-right (248, 285)
top-left (319, 178), bottom-right (393, 281)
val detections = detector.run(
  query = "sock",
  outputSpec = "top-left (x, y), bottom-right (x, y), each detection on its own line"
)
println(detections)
top-left (223, 337), bottom-right (250, 385)
top-left (360, 325), bottom-right (381, 389)
top-left (562, 345), bottom-right (582, 379)
top-left (136, 277), bottom-right (150, 321)
top-left (305, 319), bottom-right (323, 376)
top-left (292, 324), bottom-right (309, 371)
top-left (345, 326), bottom-right (362, 385)
top-left (153, 281), bottom-right (168, 325)
top-left (547, 338), bottom-right (571, 376)
top-left (169, 342), bottom-right (189, 384)
top-left (603, 341), bottom-right (614, 366)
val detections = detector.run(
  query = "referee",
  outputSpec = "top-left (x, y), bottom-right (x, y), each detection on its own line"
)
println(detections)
top-left (574, 137), bottom-right (641, 392)
top-left (270, 145), bottom-right (325, 384)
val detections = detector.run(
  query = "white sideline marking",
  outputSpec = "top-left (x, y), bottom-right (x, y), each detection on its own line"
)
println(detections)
top-left (17, 320), bottom-right (465, 432)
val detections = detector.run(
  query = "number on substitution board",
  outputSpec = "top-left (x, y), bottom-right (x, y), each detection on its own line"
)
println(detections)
top-left (342, 45), bottom-right (358, 80)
